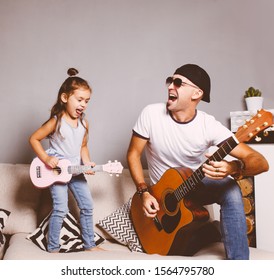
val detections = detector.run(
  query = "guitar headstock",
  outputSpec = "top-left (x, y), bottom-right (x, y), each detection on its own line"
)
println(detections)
top-left (235, 109), bottom-right (273, 143)
top-left (102, 160), bottom-right (124, 176)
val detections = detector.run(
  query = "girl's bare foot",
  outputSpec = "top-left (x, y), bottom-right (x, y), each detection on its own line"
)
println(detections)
top-left (85, 246), bottom-right (106, 252)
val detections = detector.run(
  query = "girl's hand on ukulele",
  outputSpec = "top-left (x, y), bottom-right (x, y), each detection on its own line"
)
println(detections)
top-left (84, 161), bottom-right (96, 175)
top-left (142, 192), bottom-right (159, 218)
top-left (45, 156), bottom-right (59, 168)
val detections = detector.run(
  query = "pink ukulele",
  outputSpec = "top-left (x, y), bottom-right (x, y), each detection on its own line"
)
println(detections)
top-left (30, 157), bottom-right (123, 188)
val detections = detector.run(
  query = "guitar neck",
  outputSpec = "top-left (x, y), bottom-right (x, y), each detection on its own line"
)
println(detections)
top-left (68, 165), bottom-right (104, 174)
top-left (174, 135), bottom-right (239, 201)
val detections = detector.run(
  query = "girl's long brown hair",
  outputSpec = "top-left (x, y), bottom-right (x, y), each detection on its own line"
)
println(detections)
top-left (44, 68), bottom-right (91, 137)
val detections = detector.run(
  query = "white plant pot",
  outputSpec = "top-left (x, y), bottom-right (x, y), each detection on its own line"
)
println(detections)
top-left (245, 97), bottom-right (264, 113)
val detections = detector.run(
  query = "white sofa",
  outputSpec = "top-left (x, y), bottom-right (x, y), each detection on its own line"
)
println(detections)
top-left (1, 163), bottom-right (274, 260)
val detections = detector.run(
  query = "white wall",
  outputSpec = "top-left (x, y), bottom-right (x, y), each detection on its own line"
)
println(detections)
top-left (1, 0), bottom-right (274, 167)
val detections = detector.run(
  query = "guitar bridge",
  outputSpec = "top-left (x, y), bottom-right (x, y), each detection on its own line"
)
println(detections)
top-left (153, 216), bottom-right (163, 231)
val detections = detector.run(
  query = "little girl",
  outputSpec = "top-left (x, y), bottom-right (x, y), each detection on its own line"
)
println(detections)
top-left (29, 68), bottom-right (98, 252)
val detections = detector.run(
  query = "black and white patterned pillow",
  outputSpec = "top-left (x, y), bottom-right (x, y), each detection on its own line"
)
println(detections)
top-left (27, 212), bottom-right (105, 253)
top-left (97, 198), bottom-right (143, 252)
top-left (0, 208), bottom-right (11, 259)
top-left (0, 208), bottom-right (11, 246)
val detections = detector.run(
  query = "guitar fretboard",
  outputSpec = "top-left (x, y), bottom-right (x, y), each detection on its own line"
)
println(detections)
top-left (68, 165), bottom-right (103, 174)
top-left (173, 135), bottom-right (239, 202)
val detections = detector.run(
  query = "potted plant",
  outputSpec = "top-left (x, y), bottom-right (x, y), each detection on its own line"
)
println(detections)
top-left (244, 86), bottom-right (263, 112)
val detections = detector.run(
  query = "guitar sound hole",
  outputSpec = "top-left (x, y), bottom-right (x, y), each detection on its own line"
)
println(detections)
top-left (53, 167), bottom-right (62, 176)
top-left (164, 193), bottom-right (177, 213)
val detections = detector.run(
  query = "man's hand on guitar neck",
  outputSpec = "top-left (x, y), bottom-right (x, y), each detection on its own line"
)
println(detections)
top-left (142, 192), bottom-right (160, 218)
top-left (202, 153), bottom-right (240, 180)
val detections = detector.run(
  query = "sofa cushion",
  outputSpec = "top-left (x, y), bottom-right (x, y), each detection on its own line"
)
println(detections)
top-left (27, 212), bottom-right (105, 252)
top-left (97, 198), bottom-right (143, 252)
top-left (0, 164), bottom-right (42, 235)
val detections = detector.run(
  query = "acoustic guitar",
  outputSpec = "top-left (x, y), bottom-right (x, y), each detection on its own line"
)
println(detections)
top-left (130, 109), bottom-right (273, 255)
top-left (30, 157), bottom-right (123, 188)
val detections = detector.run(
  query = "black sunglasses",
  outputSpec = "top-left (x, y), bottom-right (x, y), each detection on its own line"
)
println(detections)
top-left (166, 76), bottom-right (200, 89)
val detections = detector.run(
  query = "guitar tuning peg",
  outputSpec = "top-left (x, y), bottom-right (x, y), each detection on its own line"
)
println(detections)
top-left (110, 173), bottom-right (113, 177)
top-left (114, 160), bottom-right (117, 162)
top-left (108, 160), bottom-right (111, 163)
top-left (255, 135), bottom-right (262, 142)
top-left (116, 174), bottom-right (119, 177)
top-left (263, 130), bottom-right (269, 137)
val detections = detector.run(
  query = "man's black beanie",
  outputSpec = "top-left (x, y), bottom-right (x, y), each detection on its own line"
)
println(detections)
top-left (174, 64), bottom-right (211, 102)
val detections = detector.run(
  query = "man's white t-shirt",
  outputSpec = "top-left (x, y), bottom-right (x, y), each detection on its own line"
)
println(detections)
top-left (133, 103), bottom-right (233, 184)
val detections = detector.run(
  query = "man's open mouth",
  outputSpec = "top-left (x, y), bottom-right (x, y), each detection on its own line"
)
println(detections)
top-left (168, 93), bottom-right (177, 101)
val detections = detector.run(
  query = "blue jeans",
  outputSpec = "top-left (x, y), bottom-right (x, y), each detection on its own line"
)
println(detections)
top-left (189, 176), bottom-right (249, 260)
top-left (48, 174), bottom-right (95, 252)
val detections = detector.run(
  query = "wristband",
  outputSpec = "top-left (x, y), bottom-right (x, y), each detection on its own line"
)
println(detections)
top-left (232, 160), bottom-right (245, 180)
top-left (136, 182), bottom-right (149, 196)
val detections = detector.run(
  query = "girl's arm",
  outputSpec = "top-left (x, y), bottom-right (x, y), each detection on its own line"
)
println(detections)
top-left (80, 120), bottom-right (95, 174)
top-left (29, 118), bottom-right (59, 168)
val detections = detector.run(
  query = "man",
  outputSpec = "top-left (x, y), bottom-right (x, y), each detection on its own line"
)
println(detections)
top-left (127, 64), bottom-right (269, 259)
